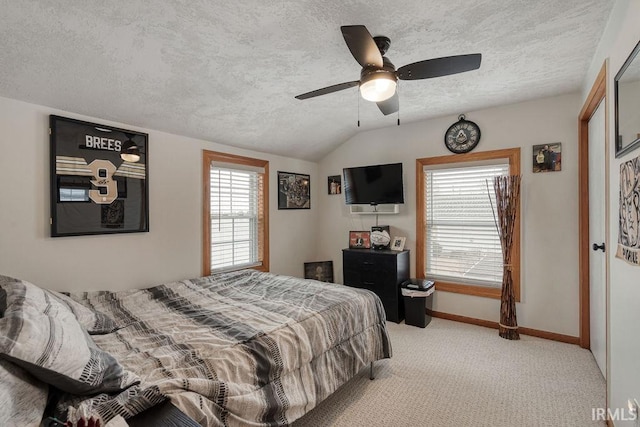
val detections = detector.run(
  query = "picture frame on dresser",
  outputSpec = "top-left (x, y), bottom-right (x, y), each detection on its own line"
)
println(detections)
top-left (349, 231), bottom-right (371, 249)
top-left (391, 236), bottom-right (406, 251)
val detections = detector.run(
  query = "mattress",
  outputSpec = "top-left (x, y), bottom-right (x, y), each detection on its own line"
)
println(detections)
top-left (58, 269), bottom-right (392, 426)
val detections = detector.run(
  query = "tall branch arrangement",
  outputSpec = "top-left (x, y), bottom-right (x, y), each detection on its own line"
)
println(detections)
top-left (492, 175), bottom-right (522, 340)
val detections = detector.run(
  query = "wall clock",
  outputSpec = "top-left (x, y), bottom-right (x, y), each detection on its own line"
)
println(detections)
top-left (444, 114), bottom-right (481, 154)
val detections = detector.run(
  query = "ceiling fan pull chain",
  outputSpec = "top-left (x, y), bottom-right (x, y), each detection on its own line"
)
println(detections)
top-left (397, 85), bottom-right (400, 126)
top-left (357, 90), bottom-right (361, 127)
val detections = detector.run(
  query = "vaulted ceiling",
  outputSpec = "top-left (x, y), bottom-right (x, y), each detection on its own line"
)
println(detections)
top-left (0, 1), bottom-right (614, 160)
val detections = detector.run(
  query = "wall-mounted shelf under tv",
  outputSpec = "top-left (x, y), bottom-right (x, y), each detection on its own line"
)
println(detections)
top-left (349, 204), bottom-right (400, 215)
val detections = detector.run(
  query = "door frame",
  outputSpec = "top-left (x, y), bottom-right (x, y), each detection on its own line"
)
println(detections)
top-left (578, 61), bottom-right (609, 351)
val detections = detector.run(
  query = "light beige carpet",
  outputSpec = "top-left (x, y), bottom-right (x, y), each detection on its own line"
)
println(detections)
top-left (293, 318), bottom-right (605, 427)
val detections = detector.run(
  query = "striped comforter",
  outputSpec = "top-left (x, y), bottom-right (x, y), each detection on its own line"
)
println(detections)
top-left (62, 270), bottom-right (391, 426)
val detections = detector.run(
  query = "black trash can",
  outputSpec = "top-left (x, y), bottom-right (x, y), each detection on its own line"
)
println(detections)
top-left (401, 279), bottom-right (435, 328)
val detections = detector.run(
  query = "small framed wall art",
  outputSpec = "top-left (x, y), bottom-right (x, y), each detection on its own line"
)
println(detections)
top-left (278, 171), bottom-right (310, 209)
top-left (616, 154), bottom-right (640, 266)
top-left (349, 231), bottom-right (371, 249)
top-left (49, 115), bottom-right (149, 237)
top-left (532, 143), bottom-right (562, 173)
top-left (328, 175), bottom-right (341, 194)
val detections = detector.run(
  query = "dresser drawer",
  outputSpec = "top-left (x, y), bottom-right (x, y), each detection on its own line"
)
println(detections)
top-left (343, 251), bottom-right (397, 273)
top-left (360, 271), bottom-right (397, 289)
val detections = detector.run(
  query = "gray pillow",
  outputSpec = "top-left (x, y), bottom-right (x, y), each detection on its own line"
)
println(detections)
top-left (54, 290), bottom-right (120, 334)
top-left (0, 358), bottom-right (48, 427)
top-left (0, 276), bottom-right (139, 395)
top-left (0, 275), bottom-right (118, 334)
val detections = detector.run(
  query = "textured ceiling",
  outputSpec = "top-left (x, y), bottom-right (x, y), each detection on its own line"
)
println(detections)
top-left (0, 1), bottom-right (614, 161)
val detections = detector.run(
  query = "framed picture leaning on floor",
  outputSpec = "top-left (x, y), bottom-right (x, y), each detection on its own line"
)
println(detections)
top-left (304, 261), bottom-right (334, 282)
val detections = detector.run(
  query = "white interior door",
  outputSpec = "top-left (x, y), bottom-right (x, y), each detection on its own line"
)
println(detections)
top-left (588, 100), bottom-right (606, 378)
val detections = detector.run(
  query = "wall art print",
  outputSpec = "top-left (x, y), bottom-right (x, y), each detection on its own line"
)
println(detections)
top-left (278, 171), bottom-right (310, 209)
top-left (532, 142), bottom-right (562, 173)
top-left (616, 154), bottom-right (640, 266)
top-left (328, 175), bottom-right (341, 195)
top-left (50, 115), bottom-right (149, 237)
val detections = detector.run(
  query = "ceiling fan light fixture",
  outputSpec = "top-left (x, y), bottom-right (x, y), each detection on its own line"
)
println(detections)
top-left (120, 139), bottom-right (140, 163)
top-left (360, 72), bottom-right (397, 102)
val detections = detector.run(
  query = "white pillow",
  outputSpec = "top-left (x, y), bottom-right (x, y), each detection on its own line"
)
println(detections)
top-left (0, 358), bottom-right (48, 427)
top-left (0, 276), bottom-right (138, 395)
top-left (0, 274), bottom-right (119, 334)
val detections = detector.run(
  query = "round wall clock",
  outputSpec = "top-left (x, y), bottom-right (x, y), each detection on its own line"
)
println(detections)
top-left (444, 114), bottom-right (481, 154)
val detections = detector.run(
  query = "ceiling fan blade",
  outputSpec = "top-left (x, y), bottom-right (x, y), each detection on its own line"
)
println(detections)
top-left (341, 25), bottom-right (383, 68)
top-left (295, 81), bottom-right (360, 100)
top-left (377, 92), bottom-right (399, 115)
top-left (397, 53), bottom-right (482, 80)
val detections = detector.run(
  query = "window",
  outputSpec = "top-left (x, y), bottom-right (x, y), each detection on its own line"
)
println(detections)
top-left (416, 148), bottom-right (520, 300)
top-left (203, 151), bottom-right (269, 274)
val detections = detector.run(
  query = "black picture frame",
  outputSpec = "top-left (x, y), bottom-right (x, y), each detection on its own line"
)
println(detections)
top-left (49, 115), bottom-right (149, 237)
top-left (615, 39), bottom-right (640, 158)
top-left (532, 143), bottom-right (562, 173)
top-left (304, 261), bottom-right (334, 283)
top-left (278, 171), bottom-right (310, 209)
top-left (328, 175), bottom-right (341, 194)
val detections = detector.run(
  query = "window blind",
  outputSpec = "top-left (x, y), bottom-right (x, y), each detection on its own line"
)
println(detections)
top-left (209, 165), bottom-right (263, 271)
top-left (424, 163), bottom-right (509, 287)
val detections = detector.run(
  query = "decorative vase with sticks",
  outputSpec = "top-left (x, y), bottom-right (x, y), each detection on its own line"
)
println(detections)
top-left (490, 175), bottom-right (522, 340)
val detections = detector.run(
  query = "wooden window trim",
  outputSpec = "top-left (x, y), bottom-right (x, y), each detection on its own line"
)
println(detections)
top-left (416, 148), bottom-right (521, 301)
top-left (202, 150), bottom-right (269, 276)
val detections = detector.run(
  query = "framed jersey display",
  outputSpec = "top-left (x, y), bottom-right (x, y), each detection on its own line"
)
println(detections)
top-left (49, 115), bottom-right (149, 237)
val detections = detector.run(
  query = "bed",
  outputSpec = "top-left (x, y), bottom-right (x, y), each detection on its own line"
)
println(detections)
top-left (0, 269), bottom-right (391, 426)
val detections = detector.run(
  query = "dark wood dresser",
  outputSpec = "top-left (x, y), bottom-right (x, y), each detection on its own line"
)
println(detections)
top-left (342, 248), bottom-right (410, 323)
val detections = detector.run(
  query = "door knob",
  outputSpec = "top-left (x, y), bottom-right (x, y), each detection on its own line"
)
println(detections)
top-left (592, 243), bottom-right (605, 252)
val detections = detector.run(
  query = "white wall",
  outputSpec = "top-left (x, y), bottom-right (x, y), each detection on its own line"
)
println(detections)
top-left (583, 0), bottom-right (640, 423)
top-left (316, 93), bottom-right (581, 337)
top-left (0, 96), bottom-right (319, 292)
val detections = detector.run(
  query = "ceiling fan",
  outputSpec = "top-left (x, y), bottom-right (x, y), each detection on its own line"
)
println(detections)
top-left (295, 25), bottom-right (482, 116)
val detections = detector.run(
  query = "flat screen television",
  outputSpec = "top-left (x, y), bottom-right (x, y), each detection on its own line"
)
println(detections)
top-left (343, 162), bottom-right (404, 205)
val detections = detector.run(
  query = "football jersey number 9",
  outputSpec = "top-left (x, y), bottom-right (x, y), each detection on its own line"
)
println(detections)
top-left (88, 159), bottom-right (118, 204)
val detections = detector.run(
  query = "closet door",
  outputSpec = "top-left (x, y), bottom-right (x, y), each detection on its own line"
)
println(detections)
top-left (588, 100), bottom-right (606, 378)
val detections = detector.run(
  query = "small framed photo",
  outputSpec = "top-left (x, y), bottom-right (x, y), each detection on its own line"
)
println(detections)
top-left (391, 236), bottom-right (406, 251)
top-left (533, 142), bottom-right (562, 173)
top-left (328, 175), bottom-right (341, 195)
top-left (349, 231), bottom-right (371, 249)
top-left (304, 261), bottom-right (334, 283)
